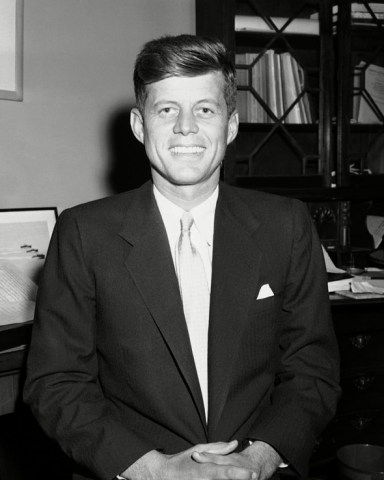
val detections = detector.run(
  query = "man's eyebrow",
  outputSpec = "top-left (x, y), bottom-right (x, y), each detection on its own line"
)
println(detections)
top-left (196, 99), bottom-right (224, 110)
top-left (196, 98), bottom-right (221, 104)
top-left (152, 100), bottom-right (179, 107)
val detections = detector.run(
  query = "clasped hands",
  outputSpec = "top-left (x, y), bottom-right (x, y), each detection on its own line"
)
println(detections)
top-left (124, 439), bottom-right (283, 480)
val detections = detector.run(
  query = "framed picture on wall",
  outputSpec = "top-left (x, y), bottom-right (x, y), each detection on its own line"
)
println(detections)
top-left (0, 207), bottom-right (57, 326)
top-left (0, 0), bottom-right (24, 101)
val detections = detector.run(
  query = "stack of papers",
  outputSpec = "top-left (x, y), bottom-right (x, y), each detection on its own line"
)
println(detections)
top-left (333, 272), bottom-right (384, 299)
top-left (322, 246), bottom-right (384, 298)
top-left (0, 261), bottom-right (37, 326)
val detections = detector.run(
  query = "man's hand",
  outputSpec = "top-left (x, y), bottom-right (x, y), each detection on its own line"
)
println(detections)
top-left (121, 440), bottom-right (257, 480)
top-left (192, 440), bottom-right (283, 480)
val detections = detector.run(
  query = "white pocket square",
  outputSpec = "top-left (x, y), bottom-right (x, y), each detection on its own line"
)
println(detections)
top-left (257, 283), bottom-right (274, 300)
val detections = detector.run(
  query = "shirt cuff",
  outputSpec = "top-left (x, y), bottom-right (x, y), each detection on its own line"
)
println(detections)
top-left (247, 439), bottom-right (288, 468)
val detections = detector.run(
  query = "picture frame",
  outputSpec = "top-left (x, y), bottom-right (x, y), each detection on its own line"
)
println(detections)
top-left (0, 207), bottom-right (57, 246)
top-left (0, 0), bottom-right (24, 101)
top-left (0, 208), bottom-right (57, 326)
top-left (0, 207), bottom-right (57, 261)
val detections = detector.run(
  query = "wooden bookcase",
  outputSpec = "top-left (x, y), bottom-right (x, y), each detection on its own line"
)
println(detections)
top-left (196, 0), bottom-right (384, 267)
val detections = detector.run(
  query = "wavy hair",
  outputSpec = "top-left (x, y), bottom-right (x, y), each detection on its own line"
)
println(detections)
top-left (133, 34), bottom-right (236, 116)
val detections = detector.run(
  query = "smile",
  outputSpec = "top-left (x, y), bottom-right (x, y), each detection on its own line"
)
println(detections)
top-left (169, 146), bottom-right (205, 155)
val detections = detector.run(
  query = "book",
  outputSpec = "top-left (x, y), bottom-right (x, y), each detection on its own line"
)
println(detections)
top-left (280, 52), bottom-right (302, 123)
top-left (335, 290), bottom-right (384, 299)
top-left (357, 63), bottom-right (384, 123)
top-left (247, 52), bottom-right (264, 123)
top-left (235, 16), bottom-right (319, 35)
top-left (236, 50), bottom-right (312, 124)
top-left (360, 269), bottom-right (384, 279)
top-left (235, 52), bottom-right (266, 123)
top-left (327, 272), bottom-right (354, 293)
top-left (265, 49), bottom-right (278, 121)
top-left (258, 53), bottom-right (268, 123)
top-left (290, 55), bottom-right (312, 123)
top-left (274, 53), bottom-right (284, 120)
top-left (235, 53), bottom-right (249, 122)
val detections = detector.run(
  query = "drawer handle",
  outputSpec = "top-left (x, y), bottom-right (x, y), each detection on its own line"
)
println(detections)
top-left (349, 334), bottom-right (372, 349)
top-left (353, 375), bottom-right (375, 391)
top-left (350, 416), bottom-right (373, 431)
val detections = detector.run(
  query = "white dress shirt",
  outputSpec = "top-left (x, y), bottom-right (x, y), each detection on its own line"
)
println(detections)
top-left (153, 185), bottom-right (218, 292)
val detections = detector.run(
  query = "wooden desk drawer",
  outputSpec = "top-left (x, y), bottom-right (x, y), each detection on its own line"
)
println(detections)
top-left (337, 368), bottom-right (384, 417)
top-left (338, 331), bottom-right (384, 368)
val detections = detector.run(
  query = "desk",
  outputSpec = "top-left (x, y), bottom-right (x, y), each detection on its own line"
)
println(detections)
top-left (0, 322), bottom-right (32, 415)
top-left (0, 322), bottom-right (32, 377)
top-left (0, 320), bottom-right (71, 479)
top-left (311, 295), bottom-right (384, 470)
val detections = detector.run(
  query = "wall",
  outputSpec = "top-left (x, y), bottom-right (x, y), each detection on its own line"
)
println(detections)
top-left (0, 0), bottom-right (195, 212)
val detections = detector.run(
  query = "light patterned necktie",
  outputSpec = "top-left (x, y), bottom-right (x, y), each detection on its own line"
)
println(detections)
top-left (177, 211), bottom-right (210, 417)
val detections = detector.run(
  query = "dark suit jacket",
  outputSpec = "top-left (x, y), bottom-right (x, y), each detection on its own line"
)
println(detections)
top-left (24, 181), bottom-right (340, 480)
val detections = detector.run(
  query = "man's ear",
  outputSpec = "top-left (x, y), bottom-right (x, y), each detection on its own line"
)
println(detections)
top-left (130, 107), bottom-right (145, 144)
top-left (227, 111), bottom-right (239, 145)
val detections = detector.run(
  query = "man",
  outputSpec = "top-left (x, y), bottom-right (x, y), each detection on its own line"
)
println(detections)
top-left (24, 35), bottom-right (340, 480)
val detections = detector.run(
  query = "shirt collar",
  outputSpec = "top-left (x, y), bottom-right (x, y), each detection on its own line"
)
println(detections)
top-left (153, 185), bottom-right (218, 247)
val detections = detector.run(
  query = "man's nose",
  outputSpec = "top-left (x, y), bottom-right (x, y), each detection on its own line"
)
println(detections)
top-left (173, 110), bottom-right (199, 135)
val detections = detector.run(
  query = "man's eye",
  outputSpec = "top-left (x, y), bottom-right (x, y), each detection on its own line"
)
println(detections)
top-left (198, 107), bottom-right (215, 116)
top-left (159, 107), bottom-right (176, 117)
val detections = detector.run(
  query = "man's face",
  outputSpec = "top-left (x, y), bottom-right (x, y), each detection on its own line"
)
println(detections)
top-left (131, 72), bottom-right (238, 194)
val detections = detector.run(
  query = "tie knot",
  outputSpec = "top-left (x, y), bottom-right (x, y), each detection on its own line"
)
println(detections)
top-left (180, 211), bottom-right (194, 233)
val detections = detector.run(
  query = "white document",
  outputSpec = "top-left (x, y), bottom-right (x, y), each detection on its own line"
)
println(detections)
top-left (0, 260), bottom-right (37, 326)
top-left (322, 245), bottom-right (346, 273)
top-left (352, 277), bottom-right (384, 295)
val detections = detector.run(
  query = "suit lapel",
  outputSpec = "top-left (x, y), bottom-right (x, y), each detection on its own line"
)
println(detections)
top-left (208, 184), bottom-right (263, 434)
top-left (118, 183), bottom-right (207, 431)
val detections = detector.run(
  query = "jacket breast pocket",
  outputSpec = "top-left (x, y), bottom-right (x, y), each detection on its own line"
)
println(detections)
top-left (253, 293), bottom-right (282, 314)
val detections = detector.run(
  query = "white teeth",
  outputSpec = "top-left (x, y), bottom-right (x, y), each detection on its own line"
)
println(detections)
top-left (170, 146), bottom-right (204, 154)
